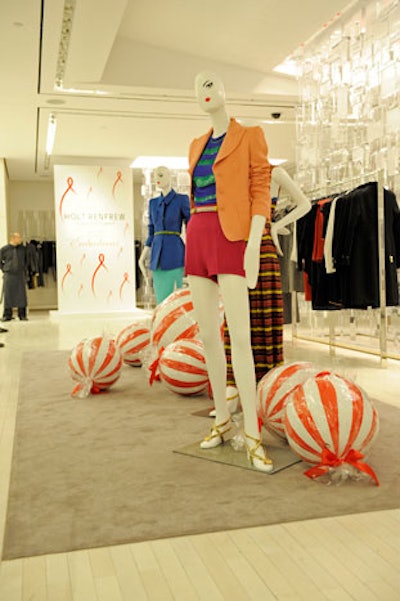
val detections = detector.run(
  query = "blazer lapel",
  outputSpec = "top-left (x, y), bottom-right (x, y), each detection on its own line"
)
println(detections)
top-left (214, 118), bottom-right (245, 165)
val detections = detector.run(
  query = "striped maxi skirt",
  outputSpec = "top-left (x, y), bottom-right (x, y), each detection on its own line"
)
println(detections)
top-left (224, 226), bottom-right (284, 385)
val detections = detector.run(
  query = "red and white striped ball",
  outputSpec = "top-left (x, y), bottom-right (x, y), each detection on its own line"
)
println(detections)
top-left (116, 322), bottom-right (150, 366)
top-left (257, 362), bottom-right (318, 439)
top-left (68, 336), bottom-right (123, 397)
top-left (283, 371), bottom-right (379, 465)
top-left (158, 338), bottom-right (209, 396)
top-left (151, 288), bottom-right (199, 353)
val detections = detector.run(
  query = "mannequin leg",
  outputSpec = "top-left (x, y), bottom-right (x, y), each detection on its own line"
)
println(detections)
top-left (152, 268), bottom-right (183, 304)
top-left (172, 267), bottom-right (184, 290)
top-left (218, 275), bottom-right (259, 438)
top-left (187, 275), bottom-right (230, 428)
top-left (219, 274), bottom-right (273, 472)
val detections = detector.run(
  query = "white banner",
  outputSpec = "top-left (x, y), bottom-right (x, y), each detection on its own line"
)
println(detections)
top-left (54, 165), bottom-right (135, 314)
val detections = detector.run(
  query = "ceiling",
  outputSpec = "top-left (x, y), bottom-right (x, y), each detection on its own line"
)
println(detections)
top-left (0, 0), bottom-right (354, 182)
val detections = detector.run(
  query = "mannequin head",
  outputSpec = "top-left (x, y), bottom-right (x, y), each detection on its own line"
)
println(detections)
top-left (195, 71), bottom-right (226, 114)
top-left (153, 165), bottom-right (171, 193)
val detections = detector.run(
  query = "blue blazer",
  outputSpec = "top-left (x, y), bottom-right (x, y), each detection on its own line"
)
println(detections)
top-left (145, 189), bottom-right (191, 271)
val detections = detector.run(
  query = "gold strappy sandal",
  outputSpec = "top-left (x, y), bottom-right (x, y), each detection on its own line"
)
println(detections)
top-left (244, 431), bottom-right (274, 473)
top-left (200, 417), bottom-right (231, 449)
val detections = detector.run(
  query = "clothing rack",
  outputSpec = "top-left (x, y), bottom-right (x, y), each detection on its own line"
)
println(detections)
top-left (304, 170), bottom-right (385, 200)
top-left (292, 169), bottom-right (393, 365)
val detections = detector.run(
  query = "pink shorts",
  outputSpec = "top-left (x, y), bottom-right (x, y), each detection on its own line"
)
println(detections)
top-left (185, 212), bottom-right (246, 282)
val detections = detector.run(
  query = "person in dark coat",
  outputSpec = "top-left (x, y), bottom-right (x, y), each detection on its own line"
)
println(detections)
top-left (0, 232), bottom-right (29, 321)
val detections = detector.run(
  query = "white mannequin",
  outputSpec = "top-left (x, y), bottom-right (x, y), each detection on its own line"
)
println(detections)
top-left (188, 71), bottom-right (272, 472)
top-left (270, 167), bottom-right (311, 256)
top-left (138, 166), bottom-right (173, 286)
top-left (221, 167), bottom-right (311, 414)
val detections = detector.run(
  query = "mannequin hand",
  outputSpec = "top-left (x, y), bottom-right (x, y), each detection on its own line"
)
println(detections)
top-left (139, 246), bottom-right (151, 282)
top-left (244, 242), bottom-right (260, 289)
top-left (270, 223), bottom-right (284, 256)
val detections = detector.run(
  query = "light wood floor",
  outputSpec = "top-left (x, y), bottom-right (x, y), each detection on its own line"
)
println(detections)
top-left (0, 312), bottom-right (399, 601)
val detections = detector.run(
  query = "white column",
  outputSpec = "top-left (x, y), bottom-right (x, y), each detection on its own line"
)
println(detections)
top-left (0, 160), bottom-right (8, 315)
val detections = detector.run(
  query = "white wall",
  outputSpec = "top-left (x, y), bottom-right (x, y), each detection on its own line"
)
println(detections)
top-left (0, 160), bottom-right (8, 316)
top-left (0, 160), bottom-right (8, 247)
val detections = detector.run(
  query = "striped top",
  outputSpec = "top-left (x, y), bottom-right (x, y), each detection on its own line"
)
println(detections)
top-left (192, 133), bottom-right (225, 207)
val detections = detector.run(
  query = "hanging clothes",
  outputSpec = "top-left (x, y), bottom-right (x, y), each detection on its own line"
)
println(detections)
top-left (332, 182), bottom-right (400, 308)
top-left (296, 181), bottom-right (400, 310)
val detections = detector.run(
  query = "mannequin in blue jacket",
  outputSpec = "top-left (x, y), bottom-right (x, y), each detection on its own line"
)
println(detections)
top-left (139, 166), bottom-right (191, 304)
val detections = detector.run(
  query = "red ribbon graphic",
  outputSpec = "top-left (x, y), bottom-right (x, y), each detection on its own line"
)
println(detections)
top-left (112, 170), bottom-right (123, 198)
top-left (91, 253), bottom-right (108, 296)
top-left (61, 263), bottom-right (72, 291)
top-left (304, 447), bottom-right (379, 486)
top-left (59, 177), bottom-right (76, 218)
top-left (119, 272), bottom-right (129, 299)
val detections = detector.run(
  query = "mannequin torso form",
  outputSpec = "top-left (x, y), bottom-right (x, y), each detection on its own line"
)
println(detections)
top-left (270, 166), bottom-right (311, 255)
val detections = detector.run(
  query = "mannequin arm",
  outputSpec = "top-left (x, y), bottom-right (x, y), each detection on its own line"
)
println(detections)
top-left (138, 246), bottom-right (151, 284)
top-left (270, 167), bottom-right (311, 256)
top-left (244, 214), bottom-right (266, 289)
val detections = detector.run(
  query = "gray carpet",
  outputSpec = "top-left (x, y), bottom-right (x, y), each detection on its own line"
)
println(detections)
top-left (3, 350), bottom-right (399, 560)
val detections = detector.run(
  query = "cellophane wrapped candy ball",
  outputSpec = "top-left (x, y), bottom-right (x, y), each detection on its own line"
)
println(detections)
top-left (68, 336), bottom-right (123, 398)
top-left (283, 371), bottom-right (379, 484)
top-left (257, 362), bottom-right (318, 439)
top-left (116, 322), bottom-right (150, 367)
top-left (158, 338), bottom-right (209, 396)
top-left (150, 288), bottom-right (199, 354)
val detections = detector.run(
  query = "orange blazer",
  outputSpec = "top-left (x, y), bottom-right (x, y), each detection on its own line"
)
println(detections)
top-left (188, 118), bottom-right (271, 241)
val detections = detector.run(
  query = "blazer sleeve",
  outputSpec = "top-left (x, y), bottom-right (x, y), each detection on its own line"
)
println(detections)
top-left (249, 126), bottom-right (271, 220)
top-left (181, 194), bottom-right (191, 225)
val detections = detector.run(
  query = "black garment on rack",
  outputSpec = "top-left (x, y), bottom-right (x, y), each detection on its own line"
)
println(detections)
top-left (296, 201), bottom-right (342, 310)
top-left (28, 240), bottom-right (44, 287)
top-left (134, 240), bottom-right (141, 289)
top-left (296, 181), bottom-right (400, 310)
top-left (332, 182), bottom-right (400, 308)
top-left (42, 241), bottom-right (57, 280)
